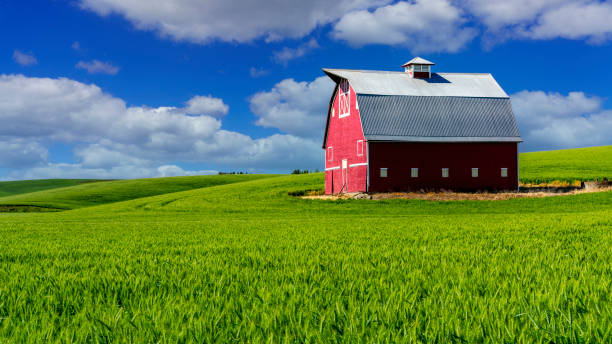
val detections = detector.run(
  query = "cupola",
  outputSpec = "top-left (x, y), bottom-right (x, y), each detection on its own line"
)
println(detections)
top-left (401, 57), bottom-right (435, 79)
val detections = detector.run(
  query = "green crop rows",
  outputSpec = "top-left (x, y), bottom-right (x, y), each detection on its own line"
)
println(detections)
top-left (0, 146), bottom-right (611, 343)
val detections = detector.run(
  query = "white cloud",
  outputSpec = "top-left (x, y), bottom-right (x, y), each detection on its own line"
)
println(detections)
top-left (0, 74), bottom-right (323, 178)
top-left (0, 138), bottom-right (47, 168)
top-left (75, 0), bottom-right (612, 48)
top-left (157, 165), bottom-right (217, 177)
top-left (273, 39), bottom-right (320, 65)
top-left (331, 0), bottom-right (476, 52)
top-left (11, 162), bottom-right (220, 180)
top-left (12, 50), bottom-right (37, 66)
top-left (184, 95), bottom-right (229, 117)
top-left (76, 60), bottom-right (120, 75)
top-left (78, 0), bottom-right (391, 43)
top-left (250, 76), bottom-right (334, 138)
top-left (512, 90), bottom-right (612, 151)
top-left (464, 0), bottom-right (565, 29)
top-left (527, 1), bottom-right (612, 42)
top-left (466, 0), bottom-right (612, 44)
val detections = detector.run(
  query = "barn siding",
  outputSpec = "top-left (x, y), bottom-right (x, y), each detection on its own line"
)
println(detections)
top-left (368, 142), bottom-right (518, 192)
top-left (324, 81), bottom-right (367, 194)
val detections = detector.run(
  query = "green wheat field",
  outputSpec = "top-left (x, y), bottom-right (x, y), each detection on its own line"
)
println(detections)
top-left (0, 146), bottom-right (611, 343)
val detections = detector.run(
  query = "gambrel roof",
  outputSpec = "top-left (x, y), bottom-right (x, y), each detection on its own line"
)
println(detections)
top-left (322, 68), bottom-right (522, 147)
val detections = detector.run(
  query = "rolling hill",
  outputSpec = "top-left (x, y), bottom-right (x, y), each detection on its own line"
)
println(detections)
top-left (519, 145), bottom-right (612, 183)
top-left (0, 174), bottom-right (275, 210)
top-left (0, 179), bottom-right (106, 197)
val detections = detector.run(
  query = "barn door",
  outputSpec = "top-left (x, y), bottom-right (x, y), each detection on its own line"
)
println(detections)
top-left (341, 159), bottom-right (348, 193)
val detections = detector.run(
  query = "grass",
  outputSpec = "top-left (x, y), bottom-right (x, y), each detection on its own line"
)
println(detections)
top-left (0, 174), bottom-right (275, 210)
top-left (0, 179), bottom-right (106, 197)
top-left (0, 146), bottom-right (611, 342)
top-left (519, 145), bottom-right (612, 184)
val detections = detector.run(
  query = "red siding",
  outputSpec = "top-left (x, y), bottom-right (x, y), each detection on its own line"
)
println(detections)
top-left (324, 81), bottom-right (367, 194)
top-left (368, 142), bottom-right (518, 192)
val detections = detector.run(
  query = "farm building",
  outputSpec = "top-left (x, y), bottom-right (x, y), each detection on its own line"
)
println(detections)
top-left (322, 57), bottom-right (522, 194)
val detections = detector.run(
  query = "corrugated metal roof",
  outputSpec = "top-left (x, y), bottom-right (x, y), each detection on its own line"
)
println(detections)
top-left (401, 57), bottom-right (435, 66)
top-left (323, 69), bottom-right (508, 98)
top-left (357, 95), bottom-right (522, 142)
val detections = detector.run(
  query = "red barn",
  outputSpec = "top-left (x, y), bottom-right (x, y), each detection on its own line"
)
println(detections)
top-left (322, 57), bottom-right (522, 194)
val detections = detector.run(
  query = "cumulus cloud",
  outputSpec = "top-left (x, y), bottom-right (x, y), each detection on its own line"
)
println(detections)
top-left (331, 0), bottom-right (476, 52)
top-left (0, 138), bottom-right (47, 168)
top-left (157, 165), bottom-right (217, 177)
top-left (466, 0), bottom-right (612, 44)
top-left (12, 50), bottom-right (37, 66)
top-left (0, 74), bottom-right (323, 179)
top-left (184, 95), bottom-right (229, 117)
top-left (74, 0), bottom-right (612, 49)
top-left (78, 0), bottom-right (391, 43)
top-left (76, 60), bottom-right (120, 75)
top-left (273, 39), bottom-right (320, 65)
top-left (250, 76), bottom-right (334, 138)
top-left (512, 90), bottom-right (612, 151)
top-left (527, 1), bottom-right (612, 42)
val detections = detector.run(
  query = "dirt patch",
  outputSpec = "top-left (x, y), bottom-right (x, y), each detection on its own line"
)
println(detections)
top-left (302, 184), bottom-right (612, 201)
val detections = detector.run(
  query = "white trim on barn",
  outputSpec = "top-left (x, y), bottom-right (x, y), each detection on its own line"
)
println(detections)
top-left (325, 166), bottom-right (340, 171)
top-left (349, 162), bottom-right (368, 168)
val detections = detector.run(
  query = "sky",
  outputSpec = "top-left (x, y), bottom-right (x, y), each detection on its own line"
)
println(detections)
top-left (1, 0), bottom-right (611, 180)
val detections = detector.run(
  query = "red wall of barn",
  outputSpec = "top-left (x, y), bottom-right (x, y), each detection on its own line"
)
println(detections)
top-left (324, 81), bottom-right (367, 194)
top-left (368, 142), bottom-right (519, 192)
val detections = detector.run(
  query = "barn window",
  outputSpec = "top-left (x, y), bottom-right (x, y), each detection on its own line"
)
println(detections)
top-left (472, 168), bottom-right (479, 178)
top-left (338, 80), bottom-right (351, 118)
top-left (501, 168), bottom-right (508, 177)
top-left (413, 65), bottom-right (430, 73)
top-left (442, 168), bottom-right (449, 178)
top-left (380, 168), bottom-right (387, 178)
top-left (357, 140), bottom-right (364, 156)
top-left (411, 168), bottom-right (418, 178)
top-left (327, 147), bottom-right (333, 161)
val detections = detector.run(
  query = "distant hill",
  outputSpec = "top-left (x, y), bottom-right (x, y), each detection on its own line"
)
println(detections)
top-left (0, 179), bottom-right (106, 197)
top-left (0, 174), bottom-right (275, 210)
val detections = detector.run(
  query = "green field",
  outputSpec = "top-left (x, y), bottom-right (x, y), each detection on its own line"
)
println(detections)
top-left (0, 147), bottom-right (611, 342)
top-left (519, 145), bottom-right (612, 183)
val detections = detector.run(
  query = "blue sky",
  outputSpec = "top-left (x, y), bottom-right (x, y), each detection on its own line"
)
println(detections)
top-left (1, 0), bottom-right (611, 179)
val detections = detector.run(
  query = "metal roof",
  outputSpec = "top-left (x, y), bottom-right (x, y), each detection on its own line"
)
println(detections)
top-left (322, 69), bottom-right (509, 98)
top-left (401, 57), bottom-right (435, 66)
top-left (357, 95), bottom-right (522, 142)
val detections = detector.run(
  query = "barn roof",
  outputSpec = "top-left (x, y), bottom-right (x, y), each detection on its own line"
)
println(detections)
top-left (321, 68), bottom-right (522, 147)
top-left (357, 95), bottom-right (521, 142)
top-left (322, 69), bottom-right (509, 98)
